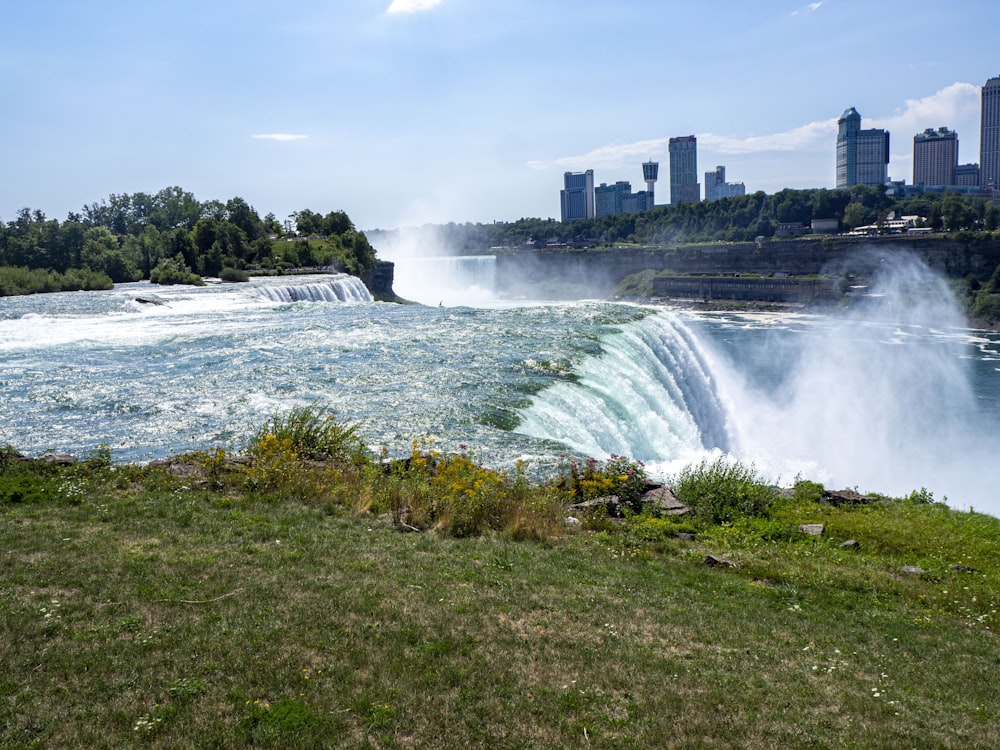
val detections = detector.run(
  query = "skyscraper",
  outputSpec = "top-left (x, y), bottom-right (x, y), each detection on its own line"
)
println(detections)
top-left (560, 170), bottom-right (595, 222)
top-left (913, 127), bottom-right (958, 186)
top-left (981, 74), bottom-right (1000, 188)
top-left (668, 136), bottom-right (700, 204)
top-left (704, 166), bottom-right (746, 202)
top-left (836, 107), bottom-right (889, 188)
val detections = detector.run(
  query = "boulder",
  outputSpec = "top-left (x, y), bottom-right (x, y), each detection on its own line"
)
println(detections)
top-left (40, 453), bottom-right (77, 466)
top-left (642, 487), bottom-right (691, 516)
top-left (798, 523), bottom-right (824, 536)
top-left (823, 489), bottom-right (876, 507)
top-left (568, 496), bottom-right (622, 518)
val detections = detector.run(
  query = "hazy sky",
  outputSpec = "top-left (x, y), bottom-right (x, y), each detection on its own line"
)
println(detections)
top-left (2, 0), bottom-right (997, 230)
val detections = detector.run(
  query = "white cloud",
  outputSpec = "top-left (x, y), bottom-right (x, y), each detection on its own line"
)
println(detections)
top-left (699, 119), bottom-right (838, 155)
top-left (527, 137), bottom-right (668, 171)
top-left (791, 1), bottom-right (823, 16)
top-left (528, 120), bottom-right (837, 173)
top-left (251, 133), bottom-right (309, 141)
top-left (529, 82), bottom-right (981, 176)
top-left (867, 82), bottom-right (980, 136)
top-left (386, 0), bottom-right (445, 14)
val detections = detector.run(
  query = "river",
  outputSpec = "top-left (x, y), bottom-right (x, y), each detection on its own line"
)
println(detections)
top-left (2, 261), bottom-right (998, 515)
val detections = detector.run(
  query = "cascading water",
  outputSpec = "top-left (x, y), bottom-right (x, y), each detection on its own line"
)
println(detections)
top-left (255, 274), bottom-right (373, 303)
top-left (516, 253), bottom-right (1000, 508)
top-left (383, 255), bottom-right (496, 306)
top-left (516, 311), bottom-right (731, 465)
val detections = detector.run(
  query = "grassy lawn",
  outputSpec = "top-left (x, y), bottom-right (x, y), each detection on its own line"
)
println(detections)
top-left (1, 438), bottom-right (998, 748)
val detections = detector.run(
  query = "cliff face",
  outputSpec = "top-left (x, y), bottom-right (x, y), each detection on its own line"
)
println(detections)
top-left (493, 235), bottom-right (1000, 297)
top-left (361, 260), bottom-right (396, 298)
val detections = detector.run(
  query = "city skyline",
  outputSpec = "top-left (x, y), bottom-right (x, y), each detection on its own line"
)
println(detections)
top-left (1, 1), bottom-right (998, 231)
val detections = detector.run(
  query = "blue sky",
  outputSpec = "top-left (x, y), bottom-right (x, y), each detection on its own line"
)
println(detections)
top-left (1, 0), bottom-right (997, 230)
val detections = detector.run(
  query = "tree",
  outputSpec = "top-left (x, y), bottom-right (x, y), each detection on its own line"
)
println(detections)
top-left (225, 197), bottom-right (262, 240)
top-left (842, 202), bottom-right (871, 230)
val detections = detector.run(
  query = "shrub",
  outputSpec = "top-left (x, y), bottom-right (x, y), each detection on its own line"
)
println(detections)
top-left (219, 267), bottom-right (249, 282)
top-left (246, 403), bottom-right (366, 465)
top-left (150, 254), bottom-right (205, 286)
top-left (671, 457), bottom-right (777, 524)
top-left (382, 442), bottom-right (568, 538)
top-left (561, 454), bottom-right (647, 510)
top-left (793, 479), bottom-right (825, 504)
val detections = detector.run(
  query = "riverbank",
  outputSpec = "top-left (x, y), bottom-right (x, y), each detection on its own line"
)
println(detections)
top-left (2, 439), bottom-right (998, 748)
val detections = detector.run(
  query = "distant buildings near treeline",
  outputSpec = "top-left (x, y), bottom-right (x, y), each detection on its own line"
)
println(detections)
top-left (559, 73), bottom-right (1000, 224)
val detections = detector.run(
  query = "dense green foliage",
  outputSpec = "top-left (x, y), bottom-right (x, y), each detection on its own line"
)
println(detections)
top-left (148, 254), bottom-right (205, 286)
top-left (369, 184), bottom-right (1000, 251)
top-left (0, 187), bottom-right (378, 295)
top-left (672, 457), bottom-right (778, 524)
top-left (970, 262), bottom-right (1000, 321)
top-left (0, 265), bottom-right (113, 296)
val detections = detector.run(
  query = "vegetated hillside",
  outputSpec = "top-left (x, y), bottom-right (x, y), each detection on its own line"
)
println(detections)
top-left (0, 187), bottom-right (377, 295)
top-left (367, 185), bottom-right (1000, 252)
top-left (2, 412), bottom-right (998, 749)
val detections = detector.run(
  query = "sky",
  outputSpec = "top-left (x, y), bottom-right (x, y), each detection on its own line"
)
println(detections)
top-left (1, 0), bottom-right (998, 231)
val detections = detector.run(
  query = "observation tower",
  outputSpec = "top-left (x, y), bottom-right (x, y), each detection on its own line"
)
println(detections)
top-left (642, 160), bottom-right (659, 208)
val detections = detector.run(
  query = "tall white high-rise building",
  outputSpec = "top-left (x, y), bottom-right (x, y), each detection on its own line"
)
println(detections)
top-left (836, 107), bottom-right (889, 188)
top-left (668, 136), bottom-right (699, 204)
top-left (704, 166), bottom-right (746, 201)
top-left (981, 74), bottom-right (1000, 188)
top-left (913, 127), bottom-right (958, 186)
top-left (560, 170), bottom-right (595, 221)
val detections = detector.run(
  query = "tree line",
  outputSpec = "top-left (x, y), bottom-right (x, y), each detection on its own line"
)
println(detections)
top-left (0, 186), bottom-right (376, 296)
top-left (369, 185), bottom-right (1000, 253)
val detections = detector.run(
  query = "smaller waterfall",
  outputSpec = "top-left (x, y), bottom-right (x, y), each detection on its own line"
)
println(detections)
top-left (516, 311), bottom-right (731, 462)
top-left (256, 274), bottom-right (373, 303)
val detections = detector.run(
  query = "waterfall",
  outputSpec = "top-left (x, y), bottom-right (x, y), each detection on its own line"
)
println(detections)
top-left (386, 255), bottom-right (496, 306)
top-left (255, 274), bottom-right (373, 303)
top-left (516, 311), bottom-right (731, 463)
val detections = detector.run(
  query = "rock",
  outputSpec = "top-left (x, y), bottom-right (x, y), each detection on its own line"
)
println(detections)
top-left (838, 539), bottom-right (861, 550)
top-left (798, 523), bottom-right (824, 536)
top-left (702, 555), bottom-right (736, 568)
top-left (951, 564), bottom-right (980, 574)
top-left (823, 489), bottom-right (876, 507)
top-left (569, 496), bottom-right (622, 518)
top-left (40, 453), bottom-right (77, 466)
top-left (899, 565), bottom-right (925, 576)
top-left (642, 487), bottom-right (691, 516)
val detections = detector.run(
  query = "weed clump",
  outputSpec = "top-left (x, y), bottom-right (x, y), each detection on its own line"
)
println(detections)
top-left (247, 402), bottom-right (366, 464)
top-left (380, 441), bottom-right (567, 538)
top-left (672, 457), bottom-right (777, 524)
top-left (561, 454), bottom-right (648, 510)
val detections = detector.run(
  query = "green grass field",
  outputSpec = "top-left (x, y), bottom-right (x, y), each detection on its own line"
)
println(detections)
top-left (2, 426), bottom-right (998, 748)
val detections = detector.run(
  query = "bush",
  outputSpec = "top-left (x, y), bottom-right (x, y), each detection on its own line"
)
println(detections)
top-left (219, 267), bottom-right (249, 282)
top-left (793, 479), bottom-right (825, 504)
top-left (246, 402), bottom-right (365, 465)
top-left (150, 254), bottom-right (205, 286)
top-left (561, 454), bottom-right (647, 510)
top-left (381, 442), bottom-right (568, 538)
top-left (671, 457), bottom-right (777, 524)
